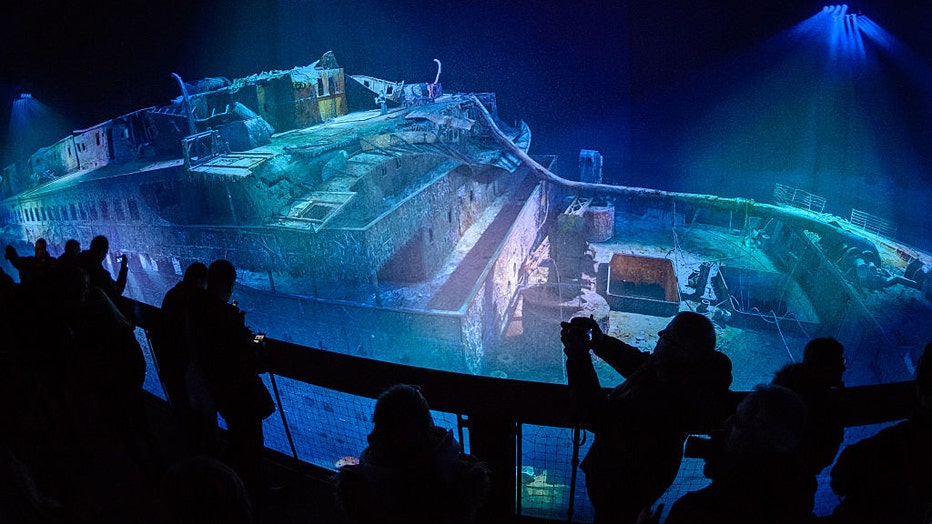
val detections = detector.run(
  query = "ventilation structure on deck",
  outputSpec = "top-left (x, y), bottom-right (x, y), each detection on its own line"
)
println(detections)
top-left (605, 254), bottom-right (681, 317)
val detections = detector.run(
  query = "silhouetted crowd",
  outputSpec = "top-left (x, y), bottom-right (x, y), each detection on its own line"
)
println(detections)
top-left (562, 312), bottom-right (932, 524)
top-left (2, 235), bottom-right (930, 523)
top-left (1, 236), bottom-right (154, 522)
top-left (0, 237), bottom-right (273, 523)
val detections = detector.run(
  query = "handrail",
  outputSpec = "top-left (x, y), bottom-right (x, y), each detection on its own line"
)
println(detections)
top-left (268, 372), bottom-right (299, 460)
top-left (121, 296), bottom-right (920, 521)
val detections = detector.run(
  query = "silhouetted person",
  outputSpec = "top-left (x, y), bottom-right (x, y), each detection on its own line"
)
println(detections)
top-left (334, 384), bottom-right (490, 524)
top-left (157, 262), bottom-right (213, 455)
top-left (5, 238), bottom-right (54, 289)
top-left (771, 337), bottom-right (846, 476)
top-left (828, 343), bottom-right (932, 524)
top-left (71, 286), bottom-right (147, 439)
top-left (158, 455), bottom-right (254, 524)
top-left (189, 260), bottom-right (275, 502)
top-left (562, 312), bottom-right (734, 524)
top-left (77, 235), bottom-right (127, 302)
top-left (665, 384), bottom-right (815, 524)
top-left (55, 239), bottom-right (81, 270)
top-left (0, 264), bottom-right (13, 287)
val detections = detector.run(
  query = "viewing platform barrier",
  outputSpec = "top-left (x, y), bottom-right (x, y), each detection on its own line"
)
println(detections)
top-left (124, 297), bottom-right (919, 522)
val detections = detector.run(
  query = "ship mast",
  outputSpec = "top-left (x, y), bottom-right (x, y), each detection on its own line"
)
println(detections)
top-left (171, 73), bottom-right (197, 137)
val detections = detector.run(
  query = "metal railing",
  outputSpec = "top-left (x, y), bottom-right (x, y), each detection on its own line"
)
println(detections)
top-left (125, 297), bottom-right (918, 522)
top-left (850, 208), bottom-right (897, 237)
top-left (773, 183), bottom-right (827, 214)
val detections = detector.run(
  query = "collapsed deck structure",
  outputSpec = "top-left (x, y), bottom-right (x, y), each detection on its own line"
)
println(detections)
top-left (2, 52), bottom-right (930, 385)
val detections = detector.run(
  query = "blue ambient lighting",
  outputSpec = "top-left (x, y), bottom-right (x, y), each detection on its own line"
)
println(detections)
top-left (6, 91), bottom-right (70, 167)
top-left (819, 5), bottom-right (867, 60)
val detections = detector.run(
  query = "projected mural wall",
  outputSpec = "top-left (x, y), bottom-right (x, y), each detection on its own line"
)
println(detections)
top-left (2, 6), bottom-right (930, 392)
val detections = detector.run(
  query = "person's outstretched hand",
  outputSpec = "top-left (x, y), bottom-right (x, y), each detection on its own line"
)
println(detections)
top-left (582, 315), bottom-right (604, 344)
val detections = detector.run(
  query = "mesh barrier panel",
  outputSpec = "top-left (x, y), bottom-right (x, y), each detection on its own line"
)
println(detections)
top-left (264, 377), bottom-right (464, 469)
top-left (812, 421), bottom-right (900, 517)
top-left (653, 456), bottom-right (712, 522)
top-left (268, 378), bottom-right (374, 468)
top-left (518, 426), bottom-right (712, 523)
top-left (134, 323), bottom-right (907, 522)
top-left (135, 327), bottom-right (166, 401)
top-left (518, 421), bottom-right (901, 522)
top-left (258, 373), bottom-right (290, 456)
top-left (520, 425), bottom-right (593, 521)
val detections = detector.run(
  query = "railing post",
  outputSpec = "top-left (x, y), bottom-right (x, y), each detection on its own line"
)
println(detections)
top-left (268, 372), bottom-right (299, 460)
top-left (469, 414), bottom-right (518, 522)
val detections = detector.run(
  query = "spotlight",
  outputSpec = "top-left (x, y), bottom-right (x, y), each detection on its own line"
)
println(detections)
top-left (18, 93), bottom-right (32, 100)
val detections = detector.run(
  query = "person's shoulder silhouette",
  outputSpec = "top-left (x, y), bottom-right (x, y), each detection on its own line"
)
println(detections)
top-left (335, 384), bottom-right (490, 524)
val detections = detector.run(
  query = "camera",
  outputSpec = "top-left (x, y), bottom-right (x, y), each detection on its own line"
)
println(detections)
top-left (253, 333), bottom-right (265, 343)
top-left (116, 255), bottom-right (124, 263)
top-left (586, 328), bottom-right (594, 341)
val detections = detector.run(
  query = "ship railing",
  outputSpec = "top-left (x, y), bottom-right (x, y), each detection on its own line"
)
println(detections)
top-left (124, 297), bottom-right (919, 522)
top-left (850, 208), bottom-right (897, 238)
top-left (773, 182), bottom-right (828, 215)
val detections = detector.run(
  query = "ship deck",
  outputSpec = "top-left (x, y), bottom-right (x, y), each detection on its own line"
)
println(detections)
top-left (495, 212), bottom-right (828, 389)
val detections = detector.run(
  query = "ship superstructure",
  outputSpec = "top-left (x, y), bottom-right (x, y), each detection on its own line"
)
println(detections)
top-left (2, 51), bottom-right (930, 385)
top-left (1, 52), bottom-right (543, 373)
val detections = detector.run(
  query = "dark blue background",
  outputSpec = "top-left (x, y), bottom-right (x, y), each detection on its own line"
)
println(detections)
top-left (3, 0), bottom-right (931, 247)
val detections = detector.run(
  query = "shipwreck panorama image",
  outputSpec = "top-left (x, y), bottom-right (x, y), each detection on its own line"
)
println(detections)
top-left (2, 0), bottom-right (931, 520)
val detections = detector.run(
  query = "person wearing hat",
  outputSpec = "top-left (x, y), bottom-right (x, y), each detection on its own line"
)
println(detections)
top-left (562, 312), bottom-right (734, 524)
top-left (829, 343), bottom-right (932, 524)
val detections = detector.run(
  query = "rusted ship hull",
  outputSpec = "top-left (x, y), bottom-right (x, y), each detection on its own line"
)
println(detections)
top-left (2, 53), bottom-right (930, 385)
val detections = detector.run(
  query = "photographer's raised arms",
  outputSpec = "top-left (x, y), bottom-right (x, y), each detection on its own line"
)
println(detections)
top-left (562, 312), bottom-right (734, 524)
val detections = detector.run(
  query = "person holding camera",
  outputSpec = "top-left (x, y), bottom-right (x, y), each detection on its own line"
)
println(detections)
top-left (561, 312), bottom-right (734, 524)
top-left (189, 259), bottom-right (278, 504)
top-left (77, 235), bottom-right (128, 302)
